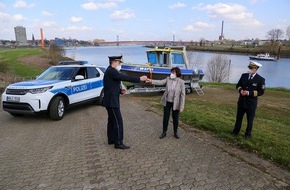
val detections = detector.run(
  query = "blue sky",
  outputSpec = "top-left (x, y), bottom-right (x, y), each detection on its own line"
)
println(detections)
top-left (0, 0), bottom-right (289, 41)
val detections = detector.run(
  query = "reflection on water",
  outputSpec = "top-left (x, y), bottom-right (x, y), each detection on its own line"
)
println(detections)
top-left (65, 45), bottom-right (290, 89)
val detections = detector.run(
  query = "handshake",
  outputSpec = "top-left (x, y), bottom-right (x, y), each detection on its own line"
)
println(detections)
top-left (139, 76), bottom-right (152, 83)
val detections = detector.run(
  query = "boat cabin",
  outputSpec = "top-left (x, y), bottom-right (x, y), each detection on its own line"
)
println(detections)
top-left (146, 46), bottom-right (189, 69)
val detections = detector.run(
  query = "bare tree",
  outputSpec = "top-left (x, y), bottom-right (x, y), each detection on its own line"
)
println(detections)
top-left (206, 54), bottom-right (231, 83)
top-left (266, 29), bottom-right (284, 41)
top-left (286, 26), bottom-right (290, 40)
top-left (187, 51), bottom-right (203, 69)
top-left (47, 44), bottom-right (66, 65)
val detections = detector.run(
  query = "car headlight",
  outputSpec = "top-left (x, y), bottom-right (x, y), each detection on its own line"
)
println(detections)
top-left (28, 86), bottom-right (53, 94)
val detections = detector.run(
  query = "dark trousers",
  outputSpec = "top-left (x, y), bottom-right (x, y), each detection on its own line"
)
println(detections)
top-left (106, 107), bottom-right (123, 146)
top-left (163, 102), bottom-right (180, 133)
top-left (233, 105), bottom-right (256, 137)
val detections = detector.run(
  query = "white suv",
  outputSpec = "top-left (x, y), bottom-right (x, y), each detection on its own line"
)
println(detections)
top-left (1, 63), bottom-right (104, 120)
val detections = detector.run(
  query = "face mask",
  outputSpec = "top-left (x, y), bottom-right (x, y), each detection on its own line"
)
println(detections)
top-left (170, 73), bottom-right (176, 79)
top-left (247, 69), bottom-right (254, 74)
top-left (116, 65), bottom-right (122, 71)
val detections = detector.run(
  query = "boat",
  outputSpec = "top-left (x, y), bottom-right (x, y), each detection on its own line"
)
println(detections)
top-left (120, 46), bottom-right (205, 95)
top-left (249, 53), bottom-right (277, 61)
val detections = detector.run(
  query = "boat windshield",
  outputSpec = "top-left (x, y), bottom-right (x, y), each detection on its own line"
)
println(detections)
top-left (171, 53), bottom-right (185, 65)
top-left (147, 51), bottom-right (186, 68)
top-left (148, 52), bottom-right (158, 65)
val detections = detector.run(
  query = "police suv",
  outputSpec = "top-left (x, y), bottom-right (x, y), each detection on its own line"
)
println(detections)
top-left (1, 61), bottom-right (104, 120)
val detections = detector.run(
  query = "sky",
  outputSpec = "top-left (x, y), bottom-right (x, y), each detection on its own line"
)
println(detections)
top-left (0, 0), bottom-right (289, 42)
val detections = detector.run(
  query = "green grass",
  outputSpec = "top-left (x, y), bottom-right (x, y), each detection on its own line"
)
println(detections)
top-left (0, 48), bottom-right (45, 77)
top-left (149, 83), bottom-right (290, 170)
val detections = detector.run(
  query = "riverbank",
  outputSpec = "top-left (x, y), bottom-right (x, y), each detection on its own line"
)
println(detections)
top-left (186, 44), bottom-right (290, 58)
top-left (0, 48), bottom-right (71, 85)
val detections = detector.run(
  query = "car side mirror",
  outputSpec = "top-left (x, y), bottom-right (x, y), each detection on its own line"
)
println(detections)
top-left (96, 73), bottom-right (100, 77)
top-left (75, 75), bottom-right (85, 80)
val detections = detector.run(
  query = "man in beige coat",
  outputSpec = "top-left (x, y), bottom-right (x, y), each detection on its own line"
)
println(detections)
top-left (147, 67), bottom-right (185, 139)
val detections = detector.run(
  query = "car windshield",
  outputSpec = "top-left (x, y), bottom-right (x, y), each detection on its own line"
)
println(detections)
top-left (37, 67), bottom-right (76, 80)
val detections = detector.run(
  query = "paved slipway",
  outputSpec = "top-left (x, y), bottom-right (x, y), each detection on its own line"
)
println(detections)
top-left (0, 95), bottom-right (289, 190)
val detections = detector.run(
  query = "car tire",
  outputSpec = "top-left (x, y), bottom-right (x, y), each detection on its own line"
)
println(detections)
top-left (49, 96), bottom-right (65, 120)
top-left (96, 88), bottom-right (104, 105)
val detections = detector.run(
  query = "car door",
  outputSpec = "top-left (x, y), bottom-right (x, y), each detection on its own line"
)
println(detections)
top-left (69, 67), bottom-right (91, 104)
top-left (86, 67), bottom-right (103, 99)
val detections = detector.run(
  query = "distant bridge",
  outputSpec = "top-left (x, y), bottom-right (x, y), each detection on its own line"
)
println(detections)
top-left (97, 40), bottom-right (194, 46)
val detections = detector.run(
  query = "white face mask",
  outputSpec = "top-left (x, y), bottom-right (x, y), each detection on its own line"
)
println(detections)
top-left (170, 73), bottom-right (176, 79)
top-left (116, 64), bottom-right (122, 71)
top-left (247, 69), bottom-right (254, 74)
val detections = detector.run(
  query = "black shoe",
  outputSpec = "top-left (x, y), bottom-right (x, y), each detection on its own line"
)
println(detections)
top-left (159, 132), bottom-right (166, 139)
top-left (114, 144), bottom-right (130, 149)
top-left (230, 132), bottom-right (238, 137)
top-left (244, 135), bottom-right (251, 140)
top-left (174, 133), bottom-right (179, 139)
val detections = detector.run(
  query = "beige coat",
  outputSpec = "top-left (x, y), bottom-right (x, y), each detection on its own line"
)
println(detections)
top-left (152, 77), bottom-right (185, 110)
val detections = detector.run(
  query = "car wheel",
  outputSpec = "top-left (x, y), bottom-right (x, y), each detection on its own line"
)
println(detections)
top-left (49, 96), bottom-right (65, 120)
top-left (96, 88), bottom-right (104, 105)
top-left (10, 113), bottom-right (24, 117)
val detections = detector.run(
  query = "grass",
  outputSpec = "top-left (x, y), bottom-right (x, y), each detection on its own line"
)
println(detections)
top-left (149, 83), bottom-right (290, 170)
top-left (0, 48), bottom-right (45, 77)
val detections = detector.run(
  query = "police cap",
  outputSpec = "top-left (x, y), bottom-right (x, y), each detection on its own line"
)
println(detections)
top-left (248, 61), bottom-right (262, 69)
top-left (108, 56), bottom-right (123, 64)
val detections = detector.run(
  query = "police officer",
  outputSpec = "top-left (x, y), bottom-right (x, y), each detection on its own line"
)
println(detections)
top-left (231, 61), bottom-right (265, 139)
top-left (103, 56), bottom-right (147, 149)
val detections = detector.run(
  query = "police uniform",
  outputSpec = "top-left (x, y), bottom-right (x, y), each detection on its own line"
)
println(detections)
top-left (232, 61), bottom-right (265, 138)
top-left (103, 56), bottom-right (141, 149)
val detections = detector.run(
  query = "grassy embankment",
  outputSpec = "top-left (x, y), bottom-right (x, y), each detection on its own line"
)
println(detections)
top-left (150, 83), bottom-right (290, 170)
top-left (0, 48), bottom-right (45, 78)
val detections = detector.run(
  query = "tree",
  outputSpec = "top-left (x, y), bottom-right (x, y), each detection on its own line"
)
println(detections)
top-left (266, 29), bottom-right (284, 41)
top-left (187, 51), bottom-right (203, 69)
top-left (47, 44), bottom-right (65, 65)
top-left (286, 26), bottom-right (290, 40)
top-left (206, 54), bottom-right (231, 83)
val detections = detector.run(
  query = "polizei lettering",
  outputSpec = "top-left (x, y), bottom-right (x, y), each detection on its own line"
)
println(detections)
top-left (140, 67), bottom-right (153, 71)
top-left (72, 84), bottom-right (88, 93)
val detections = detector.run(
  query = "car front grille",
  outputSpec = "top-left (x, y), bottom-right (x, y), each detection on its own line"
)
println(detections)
top-left (6, 88), bottom-right (29, 95)
top-left (2, 102), bottom-right (35, 112)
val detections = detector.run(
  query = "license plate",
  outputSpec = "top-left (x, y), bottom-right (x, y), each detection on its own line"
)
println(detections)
top-left (7, 96), bottom-right (20, 102)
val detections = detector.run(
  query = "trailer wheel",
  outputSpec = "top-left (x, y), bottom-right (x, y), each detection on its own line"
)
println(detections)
top-left (186, 88), bottom-right (192, 94)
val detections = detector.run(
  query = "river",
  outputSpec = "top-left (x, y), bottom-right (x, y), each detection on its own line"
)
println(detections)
top-left (65, 45), bottom-right (290, 89)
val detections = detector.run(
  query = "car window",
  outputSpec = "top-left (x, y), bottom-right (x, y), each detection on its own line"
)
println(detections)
top-left (87, 67), bottom-right (100, 79)
top-left (75, 68), bottom-right (87, 79)
top-left (37, 67), bottom-right (76, 80)
top-left (97, 67), bottom-right (106, 73)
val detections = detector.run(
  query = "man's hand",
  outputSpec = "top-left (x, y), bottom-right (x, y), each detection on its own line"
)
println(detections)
top-left (240, 90), bottom-right (248, 96)
top-left (146, 79), bottom-right (152, 83)
top-left (180, 109), bottom-right (184, 113)
top-left (140, 75), bottom-right (147, 81)
top-left (120, 89), bottom-right (127, 95)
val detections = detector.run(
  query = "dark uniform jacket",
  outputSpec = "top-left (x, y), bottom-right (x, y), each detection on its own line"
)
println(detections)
top-left (236, 73), bottom-right (265, 108)
top-left (102, 66), bottom-right (140, 108)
